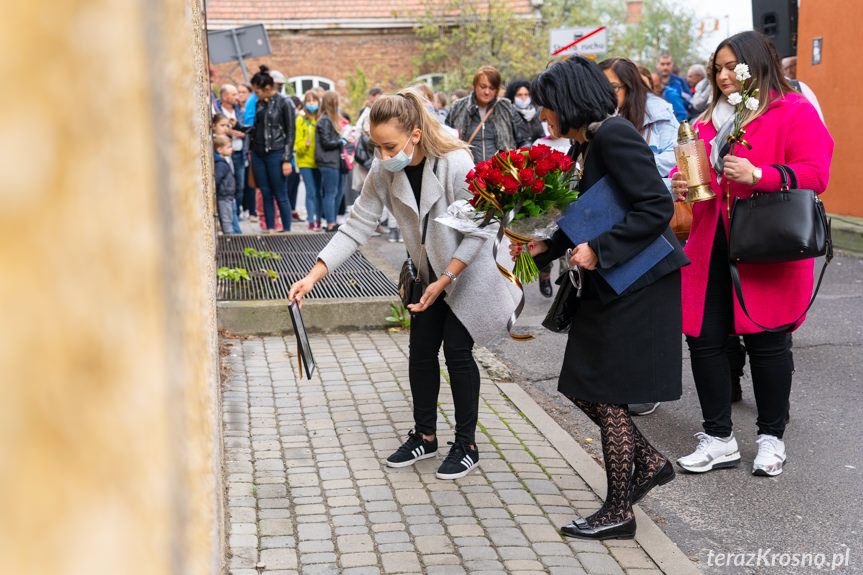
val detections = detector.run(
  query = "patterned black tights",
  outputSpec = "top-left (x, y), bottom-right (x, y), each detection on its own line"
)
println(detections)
top-left (568, 398), bottom-right (667, 527)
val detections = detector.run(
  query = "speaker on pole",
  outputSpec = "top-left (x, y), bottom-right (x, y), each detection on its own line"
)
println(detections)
top-left (751, 0), bottom-right (798, 58)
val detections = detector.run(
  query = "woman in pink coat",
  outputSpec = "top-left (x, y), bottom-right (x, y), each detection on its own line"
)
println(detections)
top-left (671, 31), bottom-right (833, 477)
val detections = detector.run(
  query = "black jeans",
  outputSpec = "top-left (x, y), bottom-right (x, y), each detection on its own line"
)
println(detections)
top-left (686, 222), bottom-right (792, 438)
top-left (409, 296), bottom-right (480, 445)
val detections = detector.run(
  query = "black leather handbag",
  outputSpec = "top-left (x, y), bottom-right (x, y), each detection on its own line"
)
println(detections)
top-left (354, 133), bottom-right (374, 170)
top-left (398, 213), bottom-right (429, 309)
top-left (542, 253), bottom-right (582, 333)
top-left (541, 272), bottom-right (575, 333)
top-left (727, 164), bottom-right (833, 332)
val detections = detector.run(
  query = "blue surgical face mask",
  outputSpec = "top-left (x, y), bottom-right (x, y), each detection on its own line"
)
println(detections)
top-left (515, 96), bottom-right (531, 110)
top-left (378, 137), bottom-right (415, 172)
top-left (305, 103), bottom-right (319, 113)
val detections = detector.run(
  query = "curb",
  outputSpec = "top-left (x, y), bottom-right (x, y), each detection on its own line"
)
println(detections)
top-left (496, 382), bottom-right (702, 575)
top-left (830, 214), bottom-right (863, 257)
top-left (217, 296), bottom-right (398, 335)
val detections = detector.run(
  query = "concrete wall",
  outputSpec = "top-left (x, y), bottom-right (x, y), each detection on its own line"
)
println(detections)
top-left (0, 1), bottom-right (223, 574)
top-left (798, 0), bottom-right (862, 217)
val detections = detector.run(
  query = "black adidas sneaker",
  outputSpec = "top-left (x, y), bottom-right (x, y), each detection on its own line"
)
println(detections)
top-left (435, 441), bottom-right (479, 479)
top-left (386, 430), bottom-right (438, 468)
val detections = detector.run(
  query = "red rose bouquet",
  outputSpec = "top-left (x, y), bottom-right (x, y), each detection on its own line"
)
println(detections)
top-left (465, 144), bottom-right (578, 284)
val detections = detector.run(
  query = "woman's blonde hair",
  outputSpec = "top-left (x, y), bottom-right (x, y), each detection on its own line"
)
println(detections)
top-left (699, 31), bottom-right (794, 128)
top-left (369, 89), bottom-right (469, 159)
top-left (321, 90), bottom-right (340, 125)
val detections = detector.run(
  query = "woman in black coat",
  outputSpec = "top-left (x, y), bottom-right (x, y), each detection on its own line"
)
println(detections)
top-left (514, 57), bottom-right (689, 540)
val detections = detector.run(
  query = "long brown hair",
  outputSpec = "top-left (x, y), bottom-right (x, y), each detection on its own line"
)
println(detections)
top-left (599, 57), bottom-right (648, 129)
top-left (321, 90), bottom-right (340, 125)
top-left (369, 89), bottom-right (469, 159)
top-left (699, 31), bottom-right (794, 128)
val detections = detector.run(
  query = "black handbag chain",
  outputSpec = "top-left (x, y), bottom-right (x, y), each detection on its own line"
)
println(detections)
top-left (399, 158), bottom-right (439, 308)
top-left (728, 164), bottom-right (833, 332)
top-left (414, 157), bottom-right (440, 285)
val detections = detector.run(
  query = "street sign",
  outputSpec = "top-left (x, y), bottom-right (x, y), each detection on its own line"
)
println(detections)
top-left (208, 24), bottom-right (272, 82)
top-left (549, 26), bottom-right (608, 57)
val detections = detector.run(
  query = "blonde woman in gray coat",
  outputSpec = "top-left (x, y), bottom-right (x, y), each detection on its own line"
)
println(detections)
top-left (289, 89), bottom-right (520, 480)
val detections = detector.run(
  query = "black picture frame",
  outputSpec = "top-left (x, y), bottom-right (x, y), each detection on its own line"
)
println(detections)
top-left (288, 301), bottom-right (315, 379)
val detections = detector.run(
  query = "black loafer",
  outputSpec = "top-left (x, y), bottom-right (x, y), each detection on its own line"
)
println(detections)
top-left (539, 277), bottom-right (553, 297)
top-left (560, 517), bottom-right (636, 540)
top-left (631, 459), bottom-right (675, 505)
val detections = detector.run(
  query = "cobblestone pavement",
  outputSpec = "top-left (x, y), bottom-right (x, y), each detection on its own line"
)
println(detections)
top-left (222, 331), bottom-right (679, 575)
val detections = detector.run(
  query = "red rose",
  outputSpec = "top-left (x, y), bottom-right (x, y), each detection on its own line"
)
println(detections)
top-left (486, 168), bottom-right (503, 186)
top-left (531, 179), bottom-right (545, 194)
top-left (466, 168), bottom-right (477, 180)
top-left (558, 155), bottom-right (574, 172)
top-left (518, 168), bottom-right (535, 186)
top-left (529, 144), bottom-right (551, 163)
top-left (535, 158), bottom-right (556, 177)
top-left (510, 151), bottom-right (527, 169)
top-left (502, 174), bottom-right (520, 194)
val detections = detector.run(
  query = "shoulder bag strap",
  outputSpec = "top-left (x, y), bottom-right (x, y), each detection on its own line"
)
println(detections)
top-left (416, 158), bottom-right (440, 277)
top-left (644, 124), bottom-right (653, 145)
top-left (466, 99), bottom-right (500, 146)
top-left (728, 161), bottom-right (832, 332)
top-left (729, 258), bottom-right (830, 333)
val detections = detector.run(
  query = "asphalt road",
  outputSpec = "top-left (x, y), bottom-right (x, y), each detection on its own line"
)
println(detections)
top-left (366, 232), bottom-right (863, 574)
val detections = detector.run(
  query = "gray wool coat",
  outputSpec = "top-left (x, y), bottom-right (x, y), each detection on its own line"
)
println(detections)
top-left (317, 148), bottom-right (521, 346)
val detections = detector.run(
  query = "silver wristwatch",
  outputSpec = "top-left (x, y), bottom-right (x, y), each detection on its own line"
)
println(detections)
top-left (442, 270), bottom-right (457, 283)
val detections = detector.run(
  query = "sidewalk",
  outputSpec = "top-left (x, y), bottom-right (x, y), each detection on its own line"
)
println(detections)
top-left (222, 331), bottom-right (700, 575)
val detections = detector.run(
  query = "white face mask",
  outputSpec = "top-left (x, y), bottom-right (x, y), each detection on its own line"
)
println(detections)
top-left (377, 137), bottom-right (415, 172)
top-left (515, 96), bottom-right (531, 110)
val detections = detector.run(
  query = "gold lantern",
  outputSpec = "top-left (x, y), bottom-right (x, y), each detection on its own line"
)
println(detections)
top-left (674, 121), bottom-right (716, 204)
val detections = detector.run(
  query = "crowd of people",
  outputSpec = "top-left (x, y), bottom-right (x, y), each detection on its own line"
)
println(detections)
top-left (213, 30), bottom-right (833, 542)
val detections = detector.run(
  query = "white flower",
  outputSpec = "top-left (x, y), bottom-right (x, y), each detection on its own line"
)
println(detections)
top-left (734, 63), bottom-right (751, 82)
top-left (727, 92), bottom-right (743, 106)
top-left (744, 97), bottom-right (759, 111)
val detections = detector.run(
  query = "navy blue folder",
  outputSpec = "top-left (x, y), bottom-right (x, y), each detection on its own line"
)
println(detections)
top-left (558, 175), bottom-right (673, 294)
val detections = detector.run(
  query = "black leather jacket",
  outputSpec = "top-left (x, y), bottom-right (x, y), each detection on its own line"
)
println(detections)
top-left (247, 93), bottom-right (295, 163)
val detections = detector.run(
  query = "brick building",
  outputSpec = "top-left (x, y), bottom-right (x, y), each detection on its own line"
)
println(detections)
top-left (206, 0), bottom-right (537, 100)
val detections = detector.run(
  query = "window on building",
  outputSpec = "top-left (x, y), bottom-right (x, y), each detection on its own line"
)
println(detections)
top-left (413, 73), bottom-right (447, 90)
top-left (288, 75), bottom-right (334, 96)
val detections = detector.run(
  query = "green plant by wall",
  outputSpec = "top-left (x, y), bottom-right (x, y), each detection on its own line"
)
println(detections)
top-left (217, 267), bottom-right (250, 281)
top-left (386, 302), bottom-right (411, 331)
top-left (244, 247), bottom-right (282, 261)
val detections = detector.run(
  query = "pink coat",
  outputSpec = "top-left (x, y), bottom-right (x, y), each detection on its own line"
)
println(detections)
top-left (681, 92), bottom-right (834, 336)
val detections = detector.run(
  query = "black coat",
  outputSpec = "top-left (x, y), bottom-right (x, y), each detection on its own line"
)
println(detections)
top-left (214, 154), bottom-right (236, 199)
top-left (536, 116), bottom-right (689, 404)
top-left (247, 93), bottom-right (295, 163)
top-left (314, 114), bottom-right (342, 169)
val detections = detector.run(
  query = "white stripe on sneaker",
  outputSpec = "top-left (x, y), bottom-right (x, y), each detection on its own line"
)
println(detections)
top-left (461, 456), bottom-right (473, 468)
top-left (412, 446), bottom-right (424, 458)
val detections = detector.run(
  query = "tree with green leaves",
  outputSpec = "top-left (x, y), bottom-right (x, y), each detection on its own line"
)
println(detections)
top-left (603, 0), bottom-right (701, 68)
top-left (405, 0), bottom-right (548, 91)
top-left (406, 0), bottom-right (703, 91)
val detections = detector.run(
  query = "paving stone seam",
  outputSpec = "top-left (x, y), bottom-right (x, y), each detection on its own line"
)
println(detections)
top-left (222, 334), bottom-right (680, 574)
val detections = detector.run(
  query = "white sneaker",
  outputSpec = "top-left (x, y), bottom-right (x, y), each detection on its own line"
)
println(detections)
top-left (752, 434), bottom-right (786, 476)
top-left (677, 432), bottom-right (741, 473)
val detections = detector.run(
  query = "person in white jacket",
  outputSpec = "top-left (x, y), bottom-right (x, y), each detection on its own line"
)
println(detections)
top-left (289, 89), bottom-right (520, 480)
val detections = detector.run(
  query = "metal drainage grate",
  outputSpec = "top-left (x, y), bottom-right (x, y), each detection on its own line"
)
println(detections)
top-left (216, 234), bottom-right (399, 301)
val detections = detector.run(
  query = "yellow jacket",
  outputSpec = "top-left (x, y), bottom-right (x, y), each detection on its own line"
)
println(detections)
top-left (295, 115), bottom-right (318, 168)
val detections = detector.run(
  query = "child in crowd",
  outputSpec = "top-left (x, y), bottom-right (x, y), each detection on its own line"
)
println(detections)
top-left (213, 134), bottom-right (238, 234)
top-left (213, 114), bottom-right (242, 233)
